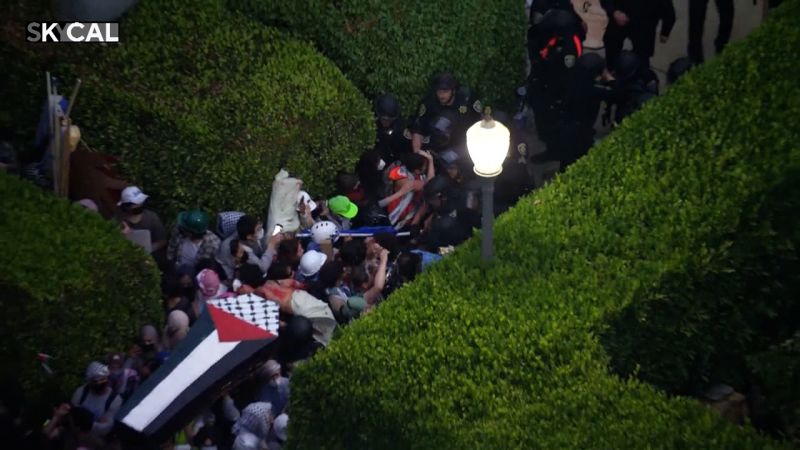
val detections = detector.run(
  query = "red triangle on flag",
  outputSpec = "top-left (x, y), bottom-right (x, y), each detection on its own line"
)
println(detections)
top-left (207, 304), bottom-right (276, 342)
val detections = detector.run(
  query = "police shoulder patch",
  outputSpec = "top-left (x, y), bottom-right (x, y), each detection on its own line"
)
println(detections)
top-left (458, 105), bottom-right (467, 114)
top-left (418, 104), bottom-right (426, 117)
top-left (517, 143), bottom-right (527, 156)
top-left (473, 100), bottom-right (482, 114)
top-left (564, 55), bottom-right (576, 68)
top-left (403, 128), bottom-right (412, 140)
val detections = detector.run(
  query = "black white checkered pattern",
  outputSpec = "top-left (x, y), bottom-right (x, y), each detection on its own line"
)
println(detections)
top-left (217, 211), bottom-right (245, 239)
top-left (207, 294), bottom-right (280, 334)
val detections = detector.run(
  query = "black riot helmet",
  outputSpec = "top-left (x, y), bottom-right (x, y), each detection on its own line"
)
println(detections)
top-left (540, 8), bottom-right (579, 37)
top-left (615, 51), bottom-right (641, 81)
top-left (423, 175), bottom-right (451, 201)
top-left (374, 94), bottom-right (400, 120)
top-left (431, 72), bottom-right (458, 92)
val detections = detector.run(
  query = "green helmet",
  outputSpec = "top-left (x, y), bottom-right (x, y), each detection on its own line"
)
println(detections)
top-left (178, 209), bottom-right (209, 235)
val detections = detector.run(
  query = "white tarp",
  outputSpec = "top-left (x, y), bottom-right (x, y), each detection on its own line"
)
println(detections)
top-left (266, 169), bottom-right (301, 234)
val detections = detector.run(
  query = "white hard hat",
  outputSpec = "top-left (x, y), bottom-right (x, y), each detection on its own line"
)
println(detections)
top-left (311, 220), bottom-right (339, 244)
top-left (299, 250), bottom-right (327, 277)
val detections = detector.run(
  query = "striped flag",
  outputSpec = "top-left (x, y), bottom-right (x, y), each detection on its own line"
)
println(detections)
top-left (116, 294), bottom-right (279, 442)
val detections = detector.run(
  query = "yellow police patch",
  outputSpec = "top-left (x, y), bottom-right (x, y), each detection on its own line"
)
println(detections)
top-left (418, 104), bottom-right (426, 117)
top-left (458, 105), bottom-right (467, 114)
top-left (473, 100), bottom-right (483, 113)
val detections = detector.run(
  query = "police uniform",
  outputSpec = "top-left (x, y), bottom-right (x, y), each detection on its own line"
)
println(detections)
top-left (550, 55), bottom-right (615, 169)
top-left (528, 0), bottom-right (586, 62)
top-left (603, 0), bottom-right (676, 69)
top-left (527, 9), bottom-right (584, 146)
top-left (374, 94), bottom-right (412, 164)
top-left (411, 85), bottom-right (482, 154)
top-left (375, 117), bottom-right (412, 164)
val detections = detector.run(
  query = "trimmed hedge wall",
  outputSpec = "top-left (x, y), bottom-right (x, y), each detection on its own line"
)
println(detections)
top-left (287, 2), bottom-right (800, 449)
top-left (231, 0), bottom-right (527, 115)
top-left (1, 0), bottom-right (374, 220)
top-left (0, 171), bottom-right (162, 394)
top-left (70, 0), bottom-right (373, 220)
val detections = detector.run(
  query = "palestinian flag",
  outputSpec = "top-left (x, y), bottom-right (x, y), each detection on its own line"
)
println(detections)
top-left (116, 294), bottom-right (279, 443)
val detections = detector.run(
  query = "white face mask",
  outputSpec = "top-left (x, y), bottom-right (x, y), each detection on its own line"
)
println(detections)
top-left (377, 159), bottom-right (386, 171)
top-left (255, 227), bottom-right (265, 241)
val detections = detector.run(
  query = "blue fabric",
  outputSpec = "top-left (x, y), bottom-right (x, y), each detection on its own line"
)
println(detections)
top-left (410, 250), bottom-right (443, 271)
top-left (297, 225), bottom-right (399, 239)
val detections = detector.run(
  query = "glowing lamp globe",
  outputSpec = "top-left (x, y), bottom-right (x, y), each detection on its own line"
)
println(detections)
top-left (466, 111), bottom-right (510, 178)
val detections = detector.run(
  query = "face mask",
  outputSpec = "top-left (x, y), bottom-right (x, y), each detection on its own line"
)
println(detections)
top-left (91, 382), bottom-right (108, 393)
top-left (376, 159), bottom-right (386, 171)
top-left (129, 206), bottom-right (145, 215)
top-left (141, 343), bottom-right (155, 352)
top-left (255, 228), bottom-right (265, 241)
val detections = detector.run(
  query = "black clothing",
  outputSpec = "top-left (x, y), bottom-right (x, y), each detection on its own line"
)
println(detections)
top-left (411, 86), bottom-right (481, 153)
top-left (611, 68), bottom-right (659, 125)
top-left (374, 117), bottom-right (412, 164)
top-left (603, 0), bottom-right (676, 68)
top-left (688, 0), bottom-right (734, 63)
top-left (528, 0), bottom-right (586, 62)
top-left (527, 8), bottom-right (584, 146)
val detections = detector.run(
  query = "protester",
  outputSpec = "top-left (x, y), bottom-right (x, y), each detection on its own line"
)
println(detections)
top-left (24, 13), bottom-right (709, 447)
top-left (117, 185), bottom-right (168, 255)
top-left (167, 209), bottom-right (221, 271)
top-left (231, 402), bottom-right (273, 450)
top-left (163, 310), bottom-right (191, 351)
top-left (297, 250), bottom-right (327, 283)
top-left (256, 361), bottom-right (290, 416)
top-left (70, 362), bottom-right (122, 438)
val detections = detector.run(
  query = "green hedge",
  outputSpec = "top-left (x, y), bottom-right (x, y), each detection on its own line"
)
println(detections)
top-left (0, 171), bottom-right (162, 394)
top-left (287, 2), bottom-right (800, 448)
top-left (71, 0), bottom-right (373, 220)
top-left (231, 0), bottom-right (527, 115)
top-left (1, 0), bottom-right (373, 220)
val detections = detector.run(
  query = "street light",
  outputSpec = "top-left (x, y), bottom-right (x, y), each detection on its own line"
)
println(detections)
top-left (466, 107), bottom-right (510, 261)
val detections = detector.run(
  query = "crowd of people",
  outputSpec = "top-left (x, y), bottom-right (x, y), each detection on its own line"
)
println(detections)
top-left (2, 1), bottom-right (775, 449)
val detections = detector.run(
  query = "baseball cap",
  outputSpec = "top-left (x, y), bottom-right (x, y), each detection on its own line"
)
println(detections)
top-left (118, 186), bottom-right (149, 206)
top-left (328, 195), bottom-right (358, 219)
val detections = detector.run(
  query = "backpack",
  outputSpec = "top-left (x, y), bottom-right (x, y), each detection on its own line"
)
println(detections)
top-left (78, 385), bottom-right (119, 419)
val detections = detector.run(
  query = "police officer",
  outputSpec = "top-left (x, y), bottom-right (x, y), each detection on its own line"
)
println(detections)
top-left (528, 0), bottom-right (586, 62)
top-left (609, 50), bottom-right (659, 125)
top-left (527, 8), bottom-right (584, 146)
top-left (411, 73), bottom-right (482, 156)
top-left (603, 0), bottom-right (676, 70)
top-left (688, 0), bottom-right (734, 64)
top-left (420, 176), bottom-right (479, 249)
top-left (373, 94), bottom-right (412, 164)
top-left (550, 53), bottom-right (615, 169)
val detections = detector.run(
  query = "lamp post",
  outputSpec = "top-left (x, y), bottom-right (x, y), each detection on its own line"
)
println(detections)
top-left (466, 108), bottom-right (510, 262)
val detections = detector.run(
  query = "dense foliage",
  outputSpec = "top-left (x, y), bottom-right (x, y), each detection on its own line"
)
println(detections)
top-left (231, 0), bottom-right (527, 115)
top-left (286, 2), bottom-right (800, 448)
top-left (0, 172), bottom-right (162, 394)
top-left (1, 0), bottom-right (374, 221)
